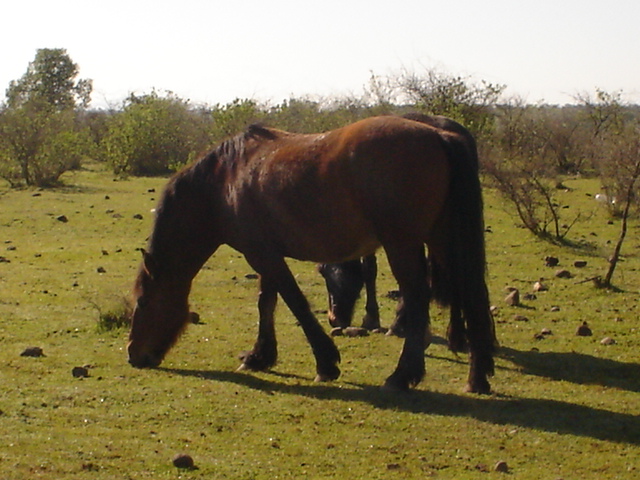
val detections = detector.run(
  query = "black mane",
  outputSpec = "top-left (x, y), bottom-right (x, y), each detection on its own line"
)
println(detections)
top-left (213, 124), bottom-right (277, 170)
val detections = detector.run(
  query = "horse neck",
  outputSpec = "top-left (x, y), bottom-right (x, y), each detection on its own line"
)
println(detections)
top-left (150, 174), bottom-right (222, 282)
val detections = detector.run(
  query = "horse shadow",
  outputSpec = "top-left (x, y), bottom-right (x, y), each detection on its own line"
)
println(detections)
top-left (162, 360), bottom-right (640, 446)
top-left (497, 345), bottom-right (640, 393)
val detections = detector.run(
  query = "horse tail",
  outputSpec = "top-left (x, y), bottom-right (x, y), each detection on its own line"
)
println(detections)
top-left (434, 132), bottom-right (497, 368)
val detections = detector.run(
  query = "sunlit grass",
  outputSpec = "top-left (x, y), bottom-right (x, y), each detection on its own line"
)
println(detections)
top-left (0, 164), bottom-right (638, 479)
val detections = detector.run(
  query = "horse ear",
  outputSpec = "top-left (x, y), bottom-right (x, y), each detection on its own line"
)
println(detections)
top-left (141, 249), bottom-right (158, 280)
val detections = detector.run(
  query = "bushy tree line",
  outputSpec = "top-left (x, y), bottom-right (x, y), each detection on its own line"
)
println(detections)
top-left (2, 49), bottom-right (639, 286)
top-left (1, 51), bottom-right (638, 227)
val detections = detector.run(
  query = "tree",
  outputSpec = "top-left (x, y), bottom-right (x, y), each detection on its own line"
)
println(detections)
top-left (393, 68), bottom-right (505, 141)
top-left (483, 99), bottom-right (581, 241)
top-left (6, 48), bottom-right (92, 112)
top-left (0, 49), bottom-right (92, 187)
top-left (210, 98), bottom-right (264, 142)
top-left (101, 91), bottom-right (211, 176)
top-left (581, 90), bottom-right (640, 288)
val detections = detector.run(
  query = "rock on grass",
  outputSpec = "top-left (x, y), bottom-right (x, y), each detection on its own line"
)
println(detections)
top-left (20, 347), bottom-right (45, 357)
top-left (172, 453), bottom-right (195, 469)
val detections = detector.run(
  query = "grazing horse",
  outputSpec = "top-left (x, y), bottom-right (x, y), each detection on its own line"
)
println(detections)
top-left (127, 116), bottom-right (496, 393)
top-left (319, 113), bottom-right (480, 351)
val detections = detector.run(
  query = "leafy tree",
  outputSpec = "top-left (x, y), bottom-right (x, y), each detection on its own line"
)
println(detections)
top-left (393, 68), bottom-right (505, 141)
top-left (210, 98), bottom-right (264, 142)
top-left (0, 49), bottom-right (92, 187)
top-left (0, 106), bottom-right (88, 186)
top-left (6, 48), bottom-right (92, 112)
top-left (267, 96), bottom-right (369, 133)
top-left (101, 91), bottom-right (211, 176)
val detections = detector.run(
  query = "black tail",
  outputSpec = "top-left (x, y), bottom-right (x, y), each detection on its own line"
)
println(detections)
top-left (434, 132), bottom-right (497, 366)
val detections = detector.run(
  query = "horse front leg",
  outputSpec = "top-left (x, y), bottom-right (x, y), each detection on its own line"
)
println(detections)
top-left (360, 254), bottom-right (381, 330)
top-left (247, 254), bottom-right (341, 382)
top-left (238, 277), bottom-right (278, 372)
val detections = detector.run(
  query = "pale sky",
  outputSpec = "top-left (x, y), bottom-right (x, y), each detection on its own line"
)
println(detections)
top-left (2, 0), bottom-right (639, 108)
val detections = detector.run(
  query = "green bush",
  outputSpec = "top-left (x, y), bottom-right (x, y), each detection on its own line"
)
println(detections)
top-left (0, 105), bottom-right (89, 187)
top-left (101, 91), bottom-right (211, 176)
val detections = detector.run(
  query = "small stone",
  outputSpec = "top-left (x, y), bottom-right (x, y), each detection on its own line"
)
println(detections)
top-left (550, 306), bottom-right (560, 312)
top-left (534, 333), bottom-right (545, 340)
top-left (133, 214), bottom-right (144, 220)
top-left (344, 327), bottom-right (369, 337)
top-left (56, 215), bottom-right (68, 223)
top-left (574, 260), bottom-right (588, 268)
top-left (330, 327), bottom-right (344, 336)
top-left (576, 321), bottom-right (593, 336)
top-left (545, 256), bottom-right (559, 267)
top-left (504, 289), bottom-right (520, 306)
top-left (371, 327), bottom-right (389, 334)
top-left (96, 266), bottom-right (106, 273)
top-left (72, 366), bottom-right (90, 378)
top-left (188, 312), bottom-right (201, 324)
top-left (541, 328), bottom-right (553, 335)
top-left (172, 453), bottom-right (195, 469)
top-left (244, 273), bottom-right (259, 280)
top-left (513, 315), bottom-right (529, 322)
top-left (522, 293), bottom-right (537, 301)
top-left (600, 337), bottom-right (616, 345)
top-left (20, 347), bottom-right (45, 357)
top-left (555, 269), bottom-right (572, 279)
top-left (494, 460), bottom-right (509, 473)
top-left (533, 281), bottom-right (547, 292)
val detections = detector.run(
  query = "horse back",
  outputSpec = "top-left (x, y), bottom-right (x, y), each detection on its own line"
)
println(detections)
top-left (222, 117), bottom-right (452, 262)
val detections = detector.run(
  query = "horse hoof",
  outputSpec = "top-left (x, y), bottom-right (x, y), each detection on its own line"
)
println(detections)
top-left (464, 381), bottom-right (492, 395)
top-left (385, 328), bottom-right (406, 338)
top-left (380, 380), bottom-right (410, 393)
top-left (314, 366), bottom-right (340, 383)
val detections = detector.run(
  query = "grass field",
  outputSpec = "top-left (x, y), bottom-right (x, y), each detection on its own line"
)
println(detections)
top-left (1, 163), bottom-right (638, 479)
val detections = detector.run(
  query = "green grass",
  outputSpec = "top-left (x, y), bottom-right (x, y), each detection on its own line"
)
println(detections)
top-left (0, 164), bottom-right (639, 479)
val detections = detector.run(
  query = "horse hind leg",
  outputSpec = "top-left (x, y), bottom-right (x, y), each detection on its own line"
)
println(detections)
top-left (463, 295), bottom-right (495, 395)
top-left (381, 243), bottom-right (430, 391)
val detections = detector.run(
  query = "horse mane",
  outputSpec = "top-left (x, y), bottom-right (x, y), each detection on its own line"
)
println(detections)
top-left (211, 124), bottom-right (278, 171)
top-left (160, 124), bottom-right (278, 210)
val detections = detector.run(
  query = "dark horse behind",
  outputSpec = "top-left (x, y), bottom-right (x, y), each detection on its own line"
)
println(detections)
top-left (127, 115), bottom-right (496, 393)
top-left (319, 113), bottom-right (481, 350)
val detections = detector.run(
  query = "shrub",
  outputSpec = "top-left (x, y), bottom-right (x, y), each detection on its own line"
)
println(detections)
top-left (101, 91), bottom-right (211, 176)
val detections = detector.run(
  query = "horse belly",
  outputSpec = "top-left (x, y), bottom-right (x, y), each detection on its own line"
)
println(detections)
top-left (277, 204), bottom-right (381, 263)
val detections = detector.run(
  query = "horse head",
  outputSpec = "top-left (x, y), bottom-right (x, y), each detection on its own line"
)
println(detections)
top-left (127, 249), bottom-right (192, 368)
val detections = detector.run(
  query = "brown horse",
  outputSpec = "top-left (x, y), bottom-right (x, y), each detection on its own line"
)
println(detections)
top-left (319, 113), bottom-right (480, 349)
top-left (127, 115), bottom-right (496, 393)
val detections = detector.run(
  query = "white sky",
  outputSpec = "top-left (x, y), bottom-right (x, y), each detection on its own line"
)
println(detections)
top-left (2, 0), bottom-right (639, 108)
